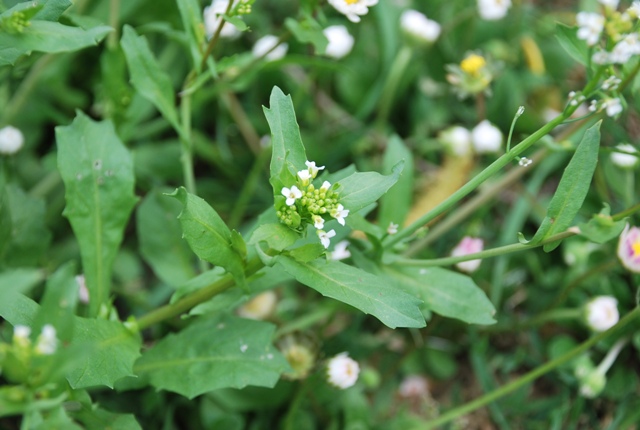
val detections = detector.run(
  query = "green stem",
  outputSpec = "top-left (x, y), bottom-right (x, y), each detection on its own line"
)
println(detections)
top-left (612, 202), bottom-right (640, 221)
top-left (136, 257), bottom-right (264, 330)
top-left (2, 54), bottom-right (55, 125)
top-left (107, 0), bottom-right (120, 49)
top-left (395, 225), bottom-right (576, 268)
top-left (376, 45), bottom-right (413, 126)
top-left (199, 0), bottom-right (234, 72)
top-left (275, 305), bottom-right (335, 338)
top-left (418, 306), bottom-right (640, 430)
top-left (485, 308), bottom-right (583, 333)
top-left (284, 380), bottom-right (309, 430)
top-left (179, 76), bottom-right (197, 196)
top-left (28, 170), bottom-right (61, 198)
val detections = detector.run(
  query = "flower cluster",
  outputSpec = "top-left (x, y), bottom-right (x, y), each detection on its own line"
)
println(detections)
top-left (0, 10), bottom-right (30, 34)
top-left (277, 161), bottom-right (349, 249)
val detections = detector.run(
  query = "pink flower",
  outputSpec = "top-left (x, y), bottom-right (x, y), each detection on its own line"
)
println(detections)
top-left (617, 224), bottom-right (640, 273)
top-left (451, 236), bottom-right (484, 273)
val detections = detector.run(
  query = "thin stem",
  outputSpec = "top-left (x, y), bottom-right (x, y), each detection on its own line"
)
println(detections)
top-left (612, 202), bottom-right (640, 221)
top-left (484, 308), bottom-right (583, 333)
top-left (221, 91), bottom-right (261, 154)
top-left (107, 0), bottom-right (121, 49)
top-left (596, 337), bottom-right (628, 375)
top-left (199, 0), bottom-right (234, 72)
top-left (376, 46), bottom-right (413, 126)
top-left (418, 307), bottom-right (640, 430)
top-left (28, 170), bottom-right (61, 198)
top-left (179, 77), bottom-right (197, 196)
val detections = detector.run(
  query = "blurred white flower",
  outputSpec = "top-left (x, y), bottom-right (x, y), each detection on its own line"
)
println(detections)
top-left (237, 290), bottom-right (278, 320)
top-left (330, 240), bottom-right (351, 261)
top-left (13, 325), bottom-right (31, 348)
top-left (609, 33), bottom-right (640, 63)
top-left (579, 369), bottom-right (607, 398)
top-left (328, 0), bottom-right (378, 23)
top-left (477, 0), bottom-right (511, 20)
top-left (598, 0), bottom-right (619, 9)
top-left (35, 324), bottom-right (58, 355)
top-left (204, 0), bottom-right (240, 40)
top-left (602, 98), bottom-right (623, 117)
top-left (400, 10), bottom-right (441, 44)
top-left (439, 125), bottom-right (472, 157)
top-left (252, 35), bottom-right (288, 61)
top-left (471, 120), bottom-right (502, 154)
top-left (629, 1), bottom-right (640, 17)
top-left (323, 25), bottom-right (354, 59)
top-left (451, 236), bottom-right (484, 272)
top-left (617, 224), bottom-right (640, 272)
top-left (76, 274), bottom-right (90, 304)
top-left (387, 222), bottom-right (399, 235)
top-left (610, 144), bottom-right (639, 168)
top-left (0, 125), bottom-right (25, 155)
top-left (327, 352), bottom-right (360, 389)
top-left (585, 296), bottom-right (619, 332)
top-left (576, 12), bottom-right (604, 46)
top-left (399, 374), bottom-right (429, 398)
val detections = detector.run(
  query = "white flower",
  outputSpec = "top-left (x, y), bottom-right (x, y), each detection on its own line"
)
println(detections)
top-left (331, 204), bottom-right (349, 226)
top-left (13, 325), bottom-right (31, 347)
top-left (585, 296), bottom-right (619, 332)
top-left (328, 0), bottom-right (378, 23)
top-left (471, 120), bottom-right (502, 154)
top-left (400, 10), bottom-right (441, 44)
top-left (477, 0), bottom-right (511, 20)
top-left (387, 222), bottom-right (399, 235)
top-left (297, 169), bottom-right (312, 183)
top-left (203, 0), bottom-right (241, 40)
top-left (35, 324), bottom-right (58, 355)
top-left (282, 186), bottom-right (302, 206)
top-left (76, 274), bottom-right (90, 304)
top-left (598, 0), bottom-right (619, 9)
top-left (629, 1), bottom-right (640, 17)
top-left (312, 215), bottom-right (325, 230)
top-left (451, 236), bottom-right (484, 273)
top-left (518, 157), bottom-right (532, 167)
top-left (399, 375), bottom-right (430, 398)
top-left (439, 125), bottom-right (472, 157)
top-left (576, 12), bottom-right (604, 46)
top-left (237, 291), bottom-right (278, 320)
top-left (609, 33), bottom-right (640, 63)
top-left (305, 160), bottom-right (325, 178)
top-left (323, 25), bottom-right (354, 59)
top-left (0, 126), bottom-right (25, 155)
top-left (618, 224), bottom-right (640, 272)
top-left (330, 240), bottom-right (351, 261)
top-left (320, 181), bottom-right (332, 191)
top-left (611, 144), bottom-right (639, 168)
top-left (326, 352), bottom-right (360, 389)
top-left (318, 229), bottom-right (336, 248)
top-left (252, 35), bottom-right (288, 61)
top-left (601, 75), bottom-right (621, 91)
top-left (603, 98), bottom-right (623, 117)
top-left (592, 50), bottom-right (610, 64)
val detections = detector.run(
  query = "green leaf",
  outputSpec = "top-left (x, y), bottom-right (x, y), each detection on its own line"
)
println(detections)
top-left (284, 17), bottom-right (328, 54)
top-left (0, 268), bottom-right (44, 298)
top-left (0, 21), bottom-right (111, 66)
top-left (264, 87), bottom-right (308, 195)
top-left (577, 204), bottom-right (627, 244)
top-left (134, 315), bottom-right (290, 398)
top-left (286, 244), bottom-right (326, 263)
top-left (529, 122), bottom-right (601, 252)
top-left (249, 223), bottom-right (299, 251)
top-left (378, 136), bottom-right (414, 228)
top-left (176, 0), bottom-right (205, 67)
top-left (56, 112), bottom-right (138, 316)
top-left (120, 25), bottom-right (180, 132)
top-left (137, 189), bottom-right (196, 287)
top-left (276, 256), bottom-right (425, 328)
top-left (33, 0), bottom-right (73, 21)
top-left (169, 187), bottom-right (245, 287)
top-left (0, 185), bottom-right (51, 267)
top-left (223, 14), bottom-right (248, 31)
top-left (387, 266), bottom-right (496, 325)
top-left (337, 161), bottom-right (404, 213)
top-left (555, 23), bottom-right (587, 66)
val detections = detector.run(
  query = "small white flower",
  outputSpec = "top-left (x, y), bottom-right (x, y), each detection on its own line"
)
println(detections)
top-left (399, 375), bottom-right (430, 398)
top-left (0, 126), bottom-right (25, 155)
top-left (598, 0), bottom-right (619, 9)
top-left (628, 1), bottom-right (640, 17)
top-left (518, 157), bottom-right (532, 167)
top-left (13, 325), bottom-right (31, 347)
top-left (318, 229), bottom-right (337, 248)
top-left (76, 274), bottom-right (90, 304)
top-left (477, 0), bottom-right (511, 20)
top-left (323, 25), bottom-right (355, 59)
top-left (451, 236), bottom-right (484, 273)
top-left (576, 12), bottom-right (604, 46)
top-left (320, 180), bottom-right (332, 191)
top-left (592, 50), bottom-right (610, 64)
top-left (603, 98), bottom-right (623, 117)
top-left (252, 35), bottom-right (288, 61)
top-left (400, 10), bottom-right (441, 44)
top-left (585, 296), bottom-right (619, 332)
top-left (439, 125), bottom-right (472, 157)
top-left (610, 144), bottom-right (639, 168)
top-left (328, 0), bottom-right (378, 23)
top-left (609, 33), bottom-right (640, 64)
top-left (282, 186), bottom-right (302, 206)
top-left (471, 120), bottom-right (502, 154)
top-left (35, 324), bottom-right (58, 355)
top-left (601, 75), bottom-right (621, 91)
top-left (326, 352), bottom-right (360, 389)
top-left (312, 215), bottom-right (325, 230)
top-left (305, 160), bottom-right (325, 178)
top-left (237, 291), bottom-right (278, 320)
top-left (331, 204), bottom-right (349, 226)
top-left (297, 169), bottom-right (312, 182)
top-left (330, 240), bottom-right (351, 261)
top-left (204, 0), bottom-right (241, 40)
top-left (387, 222), bottom-right (399, 235)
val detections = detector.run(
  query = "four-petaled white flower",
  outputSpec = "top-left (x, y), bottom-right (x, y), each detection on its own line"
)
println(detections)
top-left (576, 12), bottom-right (604, 46)
top-left (331, 204), bottom-right (349, 226)
top-left (312, 215), bottom-right (325, 230)
top-left (297, 169), bottom-right (312, 183)
top-left (330, 240), bottom-right (351, 261)
top-left (400, 10), bottom-right (441, 44)
top-left (387, 222), bottom-right (399, 235)
top-left (451, 236), bottom-right (484, 273)
top-left (326, 352), bottom-right (360, 389)
top-left (252, 35), bottom-right (288, 61)
top-left (282, 185), bottom-right (302, 206)
top-left (471, 120), bottom-right (503, 154)
top-left (318, 229), bottom-right (337, 248)
top-left (610, 144), bottom-right (639, 168)
top-left (320, 181), bottom-right (331, 191)
top-left (0, 125), bottom-right (25, 155)
top-left (328, 0), bottom-right (378, 23)
top-left (323, 25), bottom-right (355, 59)
top-left (305, 160), bottom-right (325, 178)
top-left (477, 0), bottom-right (512, 20)
top-left (35, 324), bottom-right (58, 355)
top-left (585, 296), bottom-right (619, 332)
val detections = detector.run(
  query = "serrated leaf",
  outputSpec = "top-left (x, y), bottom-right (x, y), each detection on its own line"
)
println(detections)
top-left (169, 187), bottom-right (245, 287)
top-left (284, 17), bottom-right (328, 53)
top-left (249, 223), bottom-right (299, 251)
top-left (387, 266), bottom-right (496, 325)
top-left (530, 122), bottom-right (601, 252)
top-left (277, 256), bottom-right (425, 328)
top-left (134, 315), bottom-right (290, 398)
top-left (379, 136), bottom-right (414, 228)
top-left (337, 161), bottom-right (404, 213)
top-left (121, 25), bottom-right (180, 131)
top-left (555, 23), bottom-right (587, 66)
top-left (264, 87), bottom-right (308, 195)
top-left (56, 112), bottom-right (137, 316)
top-left (0, 21), bottom-right (111, 66)
top-left (138, 189), bottom-right (196, 287)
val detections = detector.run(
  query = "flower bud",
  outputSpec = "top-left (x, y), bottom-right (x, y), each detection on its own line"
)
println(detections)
top-left (400, 10), bottom-right (441, 45)
top-left (323, 25), bottom-right (354, 59)
top-left (451, 236), bottom-right (484, 273)
top-left (584, 296), bottom-right (619, 332)
top-left (252, 35), bottom-right (288, 61)
top-left (438, 126), bottom-right (472, 157)
top-left (471, 120), bottom-right (502, 154)
top-left (237, 291), bottom-right (278, 320)
top-left (0, 126), bottom-right (25, 155)
top-left (326, 352), bottom-right (360, 389)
